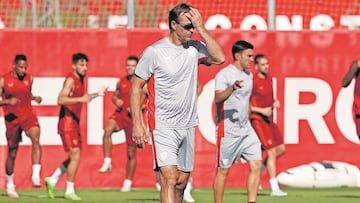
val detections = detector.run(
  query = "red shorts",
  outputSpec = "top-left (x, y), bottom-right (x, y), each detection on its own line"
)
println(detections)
top-left (251, 117), bottom-right (284, 150)
top-left (110, 109), bottom-right (135, 146)
top-left (58, 116), bottom-right (81, 151)
top-left (60, 131), bottom-right (82, 152)
top-left (5, 112), bottom-right (39, 148)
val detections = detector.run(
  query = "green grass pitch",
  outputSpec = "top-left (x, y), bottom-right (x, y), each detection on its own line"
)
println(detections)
top-left (0, 187), bottom-right (359, 202)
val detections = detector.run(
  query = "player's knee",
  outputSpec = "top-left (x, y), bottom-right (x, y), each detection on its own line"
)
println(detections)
top-left (175, 181), bottom-right (187, 192)
top-left (267, 148), bottom-right (277, 158)
top-left (127, 153), bottom-right (136, 160)
top-left (69, 149), bottom-right (81, 162)
top-left (216, 168), bottom-right (230, 178)
top-left (31, 139), bottom-right (41, 147)
top-left (103, 128), bottom-right (113, 137)
top-left (163, 177), bottom-right (177, 189)
top-left (27, 133), bottom-right (40, 143)
top-left (277, 144), bottom-right (286, 156)
top-left (71, 155), bottom-right (81, 163)
top-left (249, 160), bottom-right (262, 172)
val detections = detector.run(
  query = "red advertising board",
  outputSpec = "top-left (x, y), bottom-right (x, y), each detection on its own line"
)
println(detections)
top-left (0, 29), bottom-right (359, 189)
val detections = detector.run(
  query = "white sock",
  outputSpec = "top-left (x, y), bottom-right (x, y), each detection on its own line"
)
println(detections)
top-left (32, 164), bottom-right (41, 179)
top-left (104, 157), bottom-right (111, 164)
top-left (269, 178), bottom-right (280, 191)
top-left (184, 180), bottom-right (192, 195)
top-left (50, 166), bottom-right (66, 186)
top-left (123, 179), bottom-right (132, 187)
top-left (6, 174), bottom-right (15, 188)
top-left (65, 181), bottom-right (75, 194)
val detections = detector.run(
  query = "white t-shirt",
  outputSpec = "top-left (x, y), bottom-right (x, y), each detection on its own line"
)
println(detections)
top-left (135, 37), bottom-right (209, 129)
top-left (215, 64), bottom-right (254, 135)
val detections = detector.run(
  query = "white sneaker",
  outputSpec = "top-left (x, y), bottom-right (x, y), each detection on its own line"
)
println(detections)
top-left (98, 162), bottom-right (112, 173)
top-left (120, 179), bottom-right (132, 192)
top-left (183, 193), bottom-right (195, 202)
top-left (32, 178), bottom-right (41, 187)
top-left (258, 184), bottom-right (263, 190)
top-left (120, 185), bottom-right (131, 192)
top-left (7, 187), bottom-right (19, 198)
top-left (155, 182), bottom-right (161, 191)
top-left (270, 189), bottom-right (288, 197)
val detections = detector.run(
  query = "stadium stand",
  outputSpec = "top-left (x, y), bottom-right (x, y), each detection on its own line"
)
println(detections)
top-left (0, 0), bottom-right (359, 29)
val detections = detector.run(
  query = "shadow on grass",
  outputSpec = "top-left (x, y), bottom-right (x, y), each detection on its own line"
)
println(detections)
top-left (0, 192), bottom-right (52, 199)
top-left (225, 191), bottom-right (270, 197)
top-left (126, 198), bottom-right (160, 202)
top-left (226, 190), bottom-right (360, 199)
top-left (97, 188), bottom-right (159, 194)
top-left (321, 195), bottom-right (360, 199)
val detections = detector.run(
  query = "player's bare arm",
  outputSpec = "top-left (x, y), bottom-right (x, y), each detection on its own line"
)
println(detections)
top-left (273, 99), bottom-right (280, 109)
top-left (250, 95), bottom-right (274, 117)
top-left (140, 84), bottom-right (148, 110)
top-left (57, 77), bottom-right (89, 105)
top-left (88, 85), bottom-right (108, 100)
top-left (342, 58), bottom-right (360, 87)
top-left (112, 82), bottom-right (124, 108)
top-left (130, 76), bottom-right (148, 149)
top-left (251, 106), bottom-right (273, 117)
top-left (58, 77), bottom-right (76, 104)
top-left (30, 78), bottom-right (42, 104)
top-left (197, 82), bottom-right (203, 97)
top-left (32, 95), bottom-right (42, 104)
top-left (139, 84), bottom-right (149, 129)
top-left (58, 79), bottom-right (107, 105)
top-left (214, 80), bottom-right (243, 103)
top-left (187, 7), bottom-right (225, 65)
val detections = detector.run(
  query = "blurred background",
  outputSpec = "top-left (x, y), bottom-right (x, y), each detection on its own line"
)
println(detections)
top-left (0, 0), bottom-right (360, 190)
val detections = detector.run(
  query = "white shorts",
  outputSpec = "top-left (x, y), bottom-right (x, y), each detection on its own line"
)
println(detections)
top-left (151, 128), bottom-right (195, 172)
top-left (216, 126), bottom-right (262, 168)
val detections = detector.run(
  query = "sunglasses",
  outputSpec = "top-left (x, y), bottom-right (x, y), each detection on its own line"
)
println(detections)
top-left (175, 21), bottom-right (194, 30)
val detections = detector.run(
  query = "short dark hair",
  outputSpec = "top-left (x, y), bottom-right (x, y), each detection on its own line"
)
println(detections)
top-left (254, 54), bottom-right (266, 64)
top-left (72, 53), bottom-right (88, 64)
top-left (14, 54), bottom-right (27, 64)
top-left (168, 3), bottom-right (192, 31)
top-left (127, 55), bottom-right (139, 63)
top-left (232, 40), bottom-right (253, 60)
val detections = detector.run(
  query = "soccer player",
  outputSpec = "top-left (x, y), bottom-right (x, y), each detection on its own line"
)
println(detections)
top-left (44, 53), bottom-right (107, 200)
top-left (130, 3), bottom-right (225, 203)
top-left (213, 40), bottom-right (262, 203)
top-left (98, 55), bottom-right (141, 192)
top-left (250, 54), bottom-right (287, 196)
top-left (342, 58), bottom-right (360, 140)
top-left (0, 54), bottom-right (42, 198)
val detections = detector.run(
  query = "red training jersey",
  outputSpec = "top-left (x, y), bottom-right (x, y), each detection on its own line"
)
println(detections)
top-left (250, 73), bottom-right (275, 120)
top-left (58, 72), bottom-right (84, 133)
top-left (1, 71), bottom-right (34, 117)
